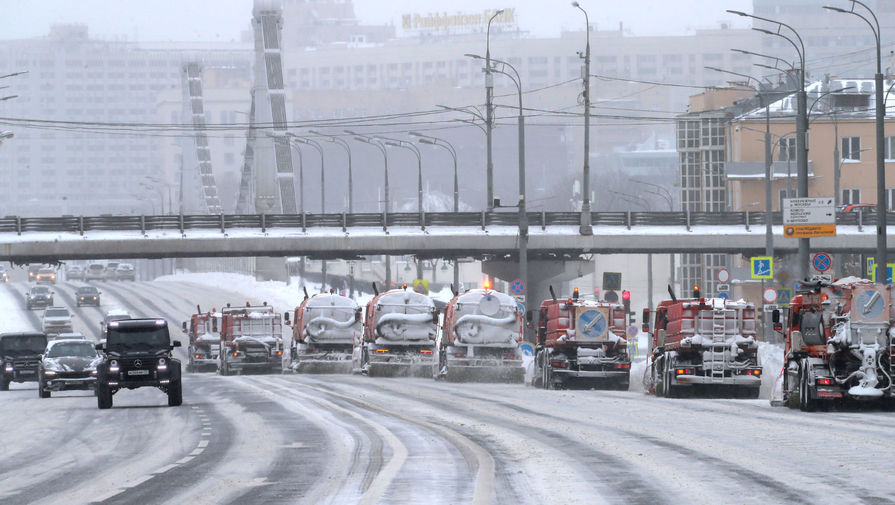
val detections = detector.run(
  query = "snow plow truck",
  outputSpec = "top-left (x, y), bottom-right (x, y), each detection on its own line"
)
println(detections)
top-left (183, 306), bottom-right (221, 373)
top-left (285, 288), bottom-right (362, 374)
top-left (353, 284), bottom-right (438, 377)
top-left (218, 303), bottom-right (283, 375)
top-left (435, 286), bottom-right (524, 382)
top-left (532, 287), bottom-right (631, 390)
top-left (643, 287), bottom-right (762, 398)
top-left (771, 277), bottom-right (894, 411)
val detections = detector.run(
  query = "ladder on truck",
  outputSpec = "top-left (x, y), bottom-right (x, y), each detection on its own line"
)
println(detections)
top-left (707, 308), bottom-right (729, 382)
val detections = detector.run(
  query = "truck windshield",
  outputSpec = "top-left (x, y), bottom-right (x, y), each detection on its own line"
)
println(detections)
top-left (107, 327), bottom-right (170, 352)
top-left (1, 335), bottom-right (48, 355)
top-left (236, 318), bottom-right (278, 336)
top-left (47, 342), bottom-right (97, 358)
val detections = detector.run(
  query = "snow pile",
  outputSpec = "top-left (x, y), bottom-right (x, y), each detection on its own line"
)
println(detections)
top-left (0, 285), bottom-right (35, 332)
top-left (758, 341), bottom-right (784, 399)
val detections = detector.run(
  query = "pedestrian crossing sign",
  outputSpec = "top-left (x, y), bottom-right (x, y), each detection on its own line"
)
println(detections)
top-left (751, 257), bottom-right (773, 279)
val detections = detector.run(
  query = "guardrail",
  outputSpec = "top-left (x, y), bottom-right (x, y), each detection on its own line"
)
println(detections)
top-left (0, 210), bottom-right (888, 236)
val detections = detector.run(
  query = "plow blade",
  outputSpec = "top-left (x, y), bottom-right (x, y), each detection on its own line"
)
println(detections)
top-left (368, 362), bottom-right (433, 378)
top-left (294, 359), bottom-right (354, 375)
top-left (443, 365), bottom-right (525, 383)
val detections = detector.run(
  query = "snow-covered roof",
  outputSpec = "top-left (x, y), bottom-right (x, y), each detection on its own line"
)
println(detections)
top-left (726, 161), bottom-right (815, 180)
top-left (736, 78), bottom-right (895, 121)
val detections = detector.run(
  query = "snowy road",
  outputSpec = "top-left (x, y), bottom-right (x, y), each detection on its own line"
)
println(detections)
top-left (2, 279), bottom-right (895, 504)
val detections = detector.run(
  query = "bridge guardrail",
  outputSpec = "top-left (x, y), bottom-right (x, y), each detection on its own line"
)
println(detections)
top-left (2, 211), bottom-right (894, 236)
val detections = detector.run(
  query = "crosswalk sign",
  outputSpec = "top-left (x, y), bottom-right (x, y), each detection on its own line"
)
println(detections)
top-left (776, 288), bottom-right (792, 305)
top-left (870, 264), bottom-right (894, 284)
top-left (751, 257), bottom-right (773, 279)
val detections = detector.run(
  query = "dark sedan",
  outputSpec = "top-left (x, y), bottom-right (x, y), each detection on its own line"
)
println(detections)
top-left (75, 286), bottom-right (102, 307)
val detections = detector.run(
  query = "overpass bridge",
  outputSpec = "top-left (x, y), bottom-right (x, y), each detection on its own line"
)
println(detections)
top-left (0, 211), bottom-right (891, 263)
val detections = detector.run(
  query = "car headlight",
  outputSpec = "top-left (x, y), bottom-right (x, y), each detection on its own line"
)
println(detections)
top-left (44, 370), bottom-right (56, 376)
top-left (44, 362), bottom-right (62, 372)
top-left (4, 363), bottom-right (13, 372)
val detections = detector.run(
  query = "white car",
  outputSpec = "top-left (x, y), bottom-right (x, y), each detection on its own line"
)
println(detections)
top-left (85, 263), bottom-right (106, 281)
top-left (42, 307), bottom-right (74, 337)
top-left (115, 263), bottom-right (135, 281)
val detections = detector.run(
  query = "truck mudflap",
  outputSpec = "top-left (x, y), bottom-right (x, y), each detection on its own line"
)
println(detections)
top-left (673, 374), bottom-right (761, 386)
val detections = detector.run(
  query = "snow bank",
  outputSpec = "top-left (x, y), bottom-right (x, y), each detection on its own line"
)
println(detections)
top-left (0, 284), bottom-right (36, 332)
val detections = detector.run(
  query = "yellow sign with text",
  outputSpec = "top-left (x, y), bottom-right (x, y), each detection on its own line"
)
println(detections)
top-left (784, 224), bottom-right (836, 238)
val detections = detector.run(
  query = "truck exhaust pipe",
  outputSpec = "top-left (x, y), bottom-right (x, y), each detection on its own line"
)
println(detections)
top-left (303, 286), bottom-right (310, 301)
top-left (372, 282), bottom-right (379, 296)
top-left (667, 284), bottom-right (677, 304)
top-left (549, 285), bottom-right (557, 302)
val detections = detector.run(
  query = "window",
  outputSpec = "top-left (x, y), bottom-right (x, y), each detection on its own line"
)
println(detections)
top-left (779, 188), bottom-right (796, 210)
top-left (887, 188), bottom-right (895, 211)
top-left (842, 136), bottom-right (861, 160)
top-left (886, 136), bottom-right (895, 160)
top-left (778, 137), bottom-right (796, 161)
top-left (842, 188), bottom-right (861, 205)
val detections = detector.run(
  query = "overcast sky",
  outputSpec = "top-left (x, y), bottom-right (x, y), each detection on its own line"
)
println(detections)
top-left (3, 0), bottom-right (753, 42)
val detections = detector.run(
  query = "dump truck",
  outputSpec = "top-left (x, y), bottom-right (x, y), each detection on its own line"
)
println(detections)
top-left (183, 306), bottom-right (221, 373)
top-left (771, 276), bottom-right (894, 410)
top-left (643, 287), bottom-right (762, 398)
top-left (436, 287), bottom-right (524, 382)
top-left (532, 287), bottom-right (631, 390)
top-left (353, 284), bottom-right (437, 377)
top-left (285, 288), bottom-right (362, 374)
top-left (218, 303), bottom-right (283, 375)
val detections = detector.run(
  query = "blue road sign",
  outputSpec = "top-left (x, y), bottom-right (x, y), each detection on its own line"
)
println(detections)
top-left (776, 288), bottom-right (793, 305)
top-left (751, 257), bottom-right (773, 279)
top-left (510, 279), bottom-right (525, 295)
top-left (870, 264), bottom-right (895, 284)
top-left (812, 253), bottom-right (832, 272)
top-left (520, 343), bottom-right (535, 356)
top-left (717, 292), bottom-right (730, 300)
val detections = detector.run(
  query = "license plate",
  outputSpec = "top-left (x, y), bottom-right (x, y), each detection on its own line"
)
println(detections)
top-left (128, 369), bottom-right (150, 376)
top-left (19, 370), bottom-right (35, 374)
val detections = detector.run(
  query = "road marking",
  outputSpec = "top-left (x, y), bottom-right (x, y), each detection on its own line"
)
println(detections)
top-left (197, 439), bottom-right (209, 448)
top-left (190, 448), bottom-right (205, 456)
top-left (153, 464), bottom-right (178, 475)
top-left (176, 456), bottom-right (195, 465)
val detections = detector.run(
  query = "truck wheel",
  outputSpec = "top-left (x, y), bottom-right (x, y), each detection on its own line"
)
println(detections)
top-left (97, 383), bottom-right (113, 409)
top-left (167, 380), bottom-right (183, 407)
top-left (663, 358), bottom-right (677, 398)
top-left (798, 361), bottom-right (816, 412)
top-left (543, 362), bottom-right (554, 390)
top-left (0, 377), bottom-right (8, 391)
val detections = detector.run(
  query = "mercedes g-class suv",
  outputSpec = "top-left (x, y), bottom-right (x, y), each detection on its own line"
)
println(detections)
top-left (1, 332), bottom-right (49, 390)
top-left (95, 318), bottom-right (182, 409)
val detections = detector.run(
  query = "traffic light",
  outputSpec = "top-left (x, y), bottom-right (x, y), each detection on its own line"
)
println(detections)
top-left (622, 290), bottom-right (631, 314)
top-left (692, 284), bottom-right (700, 298)
top-left (593, 287), bottom-right (600, 299)
top-left (573, 287), bottom-right (580, 300)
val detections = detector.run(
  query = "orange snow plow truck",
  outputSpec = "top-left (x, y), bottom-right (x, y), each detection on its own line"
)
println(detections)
top-left (353, 284), bottom-right (438, 377)
top-left (643, 287), bottom-right (762, 398)
top-left (771, 277), bottom-right (894, 411)
top-left (532, 287), bottom-right (631, 390)
top-left (436, 287), bottom-right (524, 383)
top-left (284, 288), bottom-right (362, 374)
top-left (182, 306), bottom-right (221, 373)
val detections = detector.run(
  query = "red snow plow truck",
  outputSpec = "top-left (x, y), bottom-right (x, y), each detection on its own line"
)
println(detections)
top-left (183, 307), bottom-right (221, 372)
top-left (643, 287), bottom-right (762, 398)
top-left (218, 303), bottom-right (283, 375)
top-left (532, 287), bottom-right (631, 390)
top-left (771, 277), bottom-right (894, 410)
top-left (285, 288), bottom-right (362, 374)
top-left (436, 286), bottom-right (524, 382)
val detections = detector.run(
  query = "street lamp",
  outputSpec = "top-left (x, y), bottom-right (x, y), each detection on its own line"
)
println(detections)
top-left (289, 134), bottom-right (325, 213)
top-left (572, 1), bottom-right (593, 235)
top-left (467, 52), bottom-right (529, 335)
top-left (728, 9), bottom-right (810, 283)
top-left (823, 1), bottom-right (886, 279)
top-left (379, 136), bottom-right (424, 214)
top-left (484, 8), bottom-right (505, 211)
top-left (286, 140), bottom-right (305, 215)
top-left (347, 131), bottom-right (389, 214)
top-left (309, 129), bottom-right (353, 213)
top-left (409, 131), bottom-right (459, 212)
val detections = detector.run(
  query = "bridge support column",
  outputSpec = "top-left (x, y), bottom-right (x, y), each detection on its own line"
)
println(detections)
top-left (482, 258), bottom-right (594, 340)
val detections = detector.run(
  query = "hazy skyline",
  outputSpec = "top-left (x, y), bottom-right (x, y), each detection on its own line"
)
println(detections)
top-left (4, 0), bottom-right (753, 42)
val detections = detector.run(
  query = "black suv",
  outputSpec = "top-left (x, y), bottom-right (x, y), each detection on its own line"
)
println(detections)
top-left (1, 332), bottom-right (49, 390)
top-left (95, 318), bottom-right (182, 409)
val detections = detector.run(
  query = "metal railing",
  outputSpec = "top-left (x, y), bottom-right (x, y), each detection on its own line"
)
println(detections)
top-left (0, 211), bottom-right (889, 236)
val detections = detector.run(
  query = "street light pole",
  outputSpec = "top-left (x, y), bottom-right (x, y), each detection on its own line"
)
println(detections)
top-left (289, 135), bottom-right (325, 213)
top-left (467, 53), bottom-right (528, 336)
top-left (409, 131), bottom-right (459, 212)
top-left (310, 130), bottom-right (353, 213)
top-left (824, 1), bottom-right (886, 279)
top-left (729, 9), bottom-right (809, 282)
top-left (348, 132), bottom-right (391, 288)
top-left (379, 137), bottom-right (424, 214)
top-left (485, 9), bottom-right (504, 211)
top-left (572, 1), bottom-right (593, 235)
